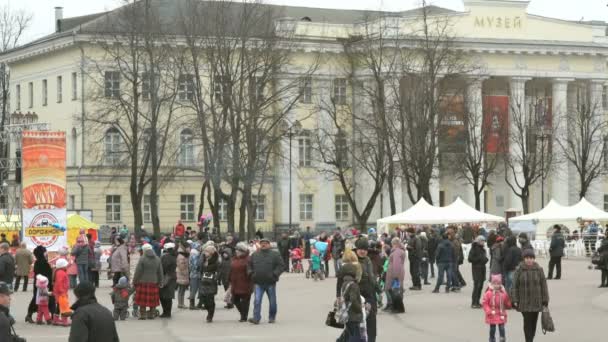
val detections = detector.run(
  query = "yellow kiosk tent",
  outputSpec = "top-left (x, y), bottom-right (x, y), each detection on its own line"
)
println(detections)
top-left (67, 214), bottom-right (99, 246)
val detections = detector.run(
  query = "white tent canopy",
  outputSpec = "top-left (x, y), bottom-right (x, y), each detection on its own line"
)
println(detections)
top-left (377, 197), bottom-right (504, 232)
top-left (508, 197), bottom-right (608, 239)
top-left (510, 198), bottom-right (608, 222)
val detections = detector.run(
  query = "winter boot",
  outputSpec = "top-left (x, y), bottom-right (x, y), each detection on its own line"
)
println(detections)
top-left (197, 299), bottom-right (204, 310)
top-left (189, 299), bottom-right (196, 310)
top-left (177, 296), bottom-right (185, 309)
top-left (138, 307), bottom-right (147, 320)
top-left (147, 308), bottom-right (156, 320)
top-left (59, 316), bottom-right (70, 327)
top-left (25, 313), bottom-right (34, 324)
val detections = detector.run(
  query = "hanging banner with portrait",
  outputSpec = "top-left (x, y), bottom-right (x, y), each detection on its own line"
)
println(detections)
top-left (483, 95), bottom-right (509, 153)
top-left (439, 95), bottom-right (466, 154)
top-left (21, 131), bottom-right (68, 251)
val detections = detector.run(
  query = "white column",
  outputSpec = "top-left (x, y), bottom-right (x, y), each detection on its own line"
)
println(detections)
top-left (551, 78), bottom-right (572, 205)
top-left (586, 79), bottom-right (606, 208)
top-left (567, 84), bottom-right (579, 204)
top-left (508, 77), bottom-right (531, 212)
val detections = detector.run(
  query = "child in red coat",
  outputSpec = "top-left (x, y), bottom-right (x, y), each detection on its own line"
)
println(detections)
top-left (482, 274), bottom-right (511, 342)
top-left (53, 258), bottom-right (72, 326)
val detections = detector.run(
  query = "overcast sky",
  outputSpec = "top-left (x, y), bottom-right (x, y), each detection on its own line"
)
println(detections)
top-left (2, 0), bottom-right (607, 43)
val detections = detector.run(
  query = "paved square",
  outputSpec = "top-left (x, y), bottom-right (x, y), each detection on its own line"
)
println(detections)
top-left (8, 257), bottom-right (608, 341)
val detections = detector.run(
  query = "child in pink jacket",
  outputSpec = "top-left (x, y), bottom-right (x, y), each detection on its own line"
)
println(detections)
top-left (482, 274), bottom-right (512, 342)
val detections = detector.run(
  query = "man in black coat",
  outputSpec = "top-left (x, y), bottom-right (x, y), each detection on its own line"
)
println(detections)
top-left (548, 225), bottom-right (566, 280)
top-left (248, 238), bottom-right (284, 324)
top-left (69, 281), bottom-right (119, 342)
top-left (406, 228), bottom-right (422, 290)
top-left (468, 236), bottom-right (489, 308)
top-left (0, 282), bottom-right (15, 341)
top-left (0, 243), bottom-right (15, 288)
top-left (502, 236), bottom-right (522, 291)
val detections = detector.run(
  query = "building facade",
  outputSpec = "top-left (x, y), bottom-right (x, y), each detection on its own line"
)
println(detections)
top-left (1, 0), bottom-right (608, 233)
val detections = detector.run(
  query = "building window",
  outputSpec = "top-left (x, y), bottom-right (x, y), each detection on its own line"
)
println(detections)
top-left (298, 131), bottom-right (312, 167)
top-left (56, 76), bottom-right (62, 103)
top-left (179, 129), bottom-right (194, 166)
top-left (143, 195), bottom-right (152, 223)
top-left (42, 79), bottom-right (47, 106)
top-left (335, 194), bottom-right (349, 221)
top-left (70, 128), bottom-right (77, 166)
top-left (605, 195), bottom-right (608, 212)
top-left (106, 195), bottom-right (121, 222)
top-left (252, 195), bottom-right (265, 221)
top-left (603, 86), bottom-right (608, 110)
top-left (336, 130), bottom-right (348, 167)
top-left (15, 84), bottom-right (20, 110)
top-left (28, 82), bottom-right (33, 108)
top-left (104, 127), bottom-right (123, 165)
top-left (300, 77), bottom-right (312, 104)
top-left (218, 198), bottom-right (228, 221)
top-left (180, 195), bottom-right (196, 221)
top-left (142, 72), bottom-right (159, 101)
top-left (496, 195), bottom-right (504, 208)
top-left (71, 72), bottom-right (77, 100)
top-left (249, 76), bottom-right (264, 103)
top-left (299, 194), bottom-right (313, 221)
top-left (214, 75), bottom-right (230, 104)
top-left (178, 74), bottom-right (195, 101)
top-left (104, 71), bottom-right (120, 99)
top-left (333, 78), bottom-right (347, 105)
top-left (68, 195), bottom-right (75, 210)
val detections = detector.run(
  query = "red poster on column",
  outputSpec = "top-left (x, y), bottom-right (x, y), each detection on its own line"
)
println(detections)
top-left (483, 95), bottom-right (509, 153)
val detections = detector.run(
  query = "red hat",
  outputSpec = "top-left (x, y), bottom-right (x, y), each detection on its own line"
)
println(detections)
top-left (496, 236), bottom-right (505, 242)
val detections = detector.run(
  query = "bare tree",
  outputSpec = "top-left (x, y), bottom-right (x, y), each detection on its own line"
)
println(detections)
top-left (178, 0), bottom-right (317, 238)
top-left (455, 81), bottom-right (501, 210)
top-left (84, 0), bottom-right (180, 236)
top-left (504, 94), bottom-right (555, 213)
top-left (0, 5), bottom-right (31, 218)
top-left (557, 87), bottom-right (606, 199)
top-left (392, 3), bottom-right (475, 205)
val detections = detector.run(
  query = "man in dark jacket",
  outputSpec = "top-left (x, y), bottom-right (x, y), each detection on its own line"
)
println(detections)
top-left (433, 233), bottom-right (455, 293)
top-left (0, 282), bottom-right (15, 341)
top-left (502, 236), bottom-right (522, 291)
top-left (548, 225), bottom-right (566, 280)
top-left (355, 238), bottom-right (378, 342)
top-left (277, 233), bottom-right (290, 273)
top-left (331, 228), bottom-right (345, 276)
top-left (427, 230), bottom-right (438, 278)
top-left (0, 243), bottom-right (15, 288)
top-left (406, 228), bottom-right (422, 290)
top-left (468, 236), bottom-right (488, 308)
top-left (248, 238), bottom-right (284, 324)
top-left (69, 281), bottom-right (119, 342)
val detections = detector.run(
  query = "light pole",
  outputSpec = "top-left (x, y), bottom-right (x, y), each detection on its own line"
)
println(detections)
top-left (537, 129), bottom-right (550, 208)
top-left (287, 120), bottom-right (301, 236)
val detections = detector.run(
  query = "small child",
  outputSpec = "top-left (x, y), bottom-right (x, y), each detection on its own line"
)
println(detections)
top-left (35, 275), bottom-right (52, 325)
top-left (290, 247), bottom-right (303, 272)
top-left (311, 246), bottom-right (324, 281)
top-left (482, 274), bottom-right (511, 342)
top-left (53, 258), bottom-right (72, 326)
top-left (67, 255), bottom-right (78, 289)
top-left (111, 276), bottom-right (134, 320)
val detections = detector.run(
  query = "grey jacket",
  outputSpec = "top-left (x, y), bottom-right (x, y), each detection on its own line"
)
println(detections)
top-left (0, 252), bottom-right (15, 284)
top-left (71, 245), bottom-right (90, 265)
top-left (133, 249), bottom-right (163, 285)
top-left (110, 245), bottom-right (129, 273)
top-left (247, 249), bottom-right (284, 286)
top-left (549, 232), bottom-right (565, 257)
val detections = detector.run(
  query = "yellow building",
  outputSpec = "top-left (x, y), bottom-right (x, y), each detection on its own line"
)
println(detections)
top-left (1, 0), bottom-right (608, 234)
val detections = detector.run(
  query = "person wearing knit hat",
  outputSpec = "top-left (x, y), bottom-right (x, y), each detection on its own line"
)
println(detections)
top-left (72, 235), bottom-right (91, 284)
top-left (230, 241), bottom-right (253, 322)
top-left (482, 274), bottom-right (511, 342)
top-left (247, 235), bottom-right (284, 325)
top-left (511, 245), bottom-right (549, 342)
top-left (111, 276), bottom-right (134, 320)
top-left (133, 240), bottom-right (163, 320)
top-left (53, 256), bottom-right (72, 326)
top-left (159, 240), bottom-right (177, 318)
top-left (69, 281), bottom-right (119, 341)
top-left (200, 241), bottom-right (219, 322)
top-left (35, 275), bottom-right (52, 324)
top-left (469, 233), bottom-right (489, 309)
top-left (25, 246), bottom-right (54, 324)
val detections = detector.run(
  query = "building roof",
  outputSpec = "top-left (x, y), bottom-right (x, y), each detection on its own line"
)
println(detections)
top-left (2, 0), bottom-right (458, 56)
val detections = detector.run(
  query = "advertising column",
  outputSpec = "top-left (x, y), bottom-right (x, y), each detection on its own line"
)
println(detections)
top-left (21, 131), bottom-right (67, 251)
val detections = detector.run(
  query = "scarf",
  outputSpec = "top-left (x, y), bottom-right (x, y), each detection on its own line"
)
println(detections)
top-left (490, 286), bottom-right (505, 314)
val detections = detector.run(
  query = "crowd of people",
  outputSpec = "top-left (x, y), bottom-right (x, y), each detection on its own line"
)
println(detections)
top-left (0, 219), bottom-right (607, 341)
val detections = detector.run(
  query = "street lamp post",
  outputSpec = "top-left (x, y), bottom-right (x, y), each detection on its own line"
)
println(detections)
top-left (537, 129), bottom-right (550, 208)
top-left (287, 120), bottom-right (301, 236)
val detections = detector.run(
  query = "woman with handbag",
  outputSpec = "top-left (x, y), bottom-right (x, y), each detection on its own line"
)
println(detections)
top-left (337, 262), bottom-right (364, 342)
top-left (229, 242), bottom-right (253, 322)
top-left (511, 249), bottom-right (550, 342)
top-left (199, 245), bottom-right (219, 323)
top-left (133, 243), bottom-right (164, 320)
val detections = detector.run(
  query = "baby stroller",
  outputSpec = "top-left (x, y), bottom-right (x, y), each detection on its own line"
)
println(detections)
top-left (291, 249), bottom-right (304, 273)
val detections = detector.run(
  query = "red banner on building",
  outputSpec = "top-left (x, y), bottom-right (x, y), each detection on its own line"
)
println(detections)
top-left (483, 95), bottom-right (509, 153)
